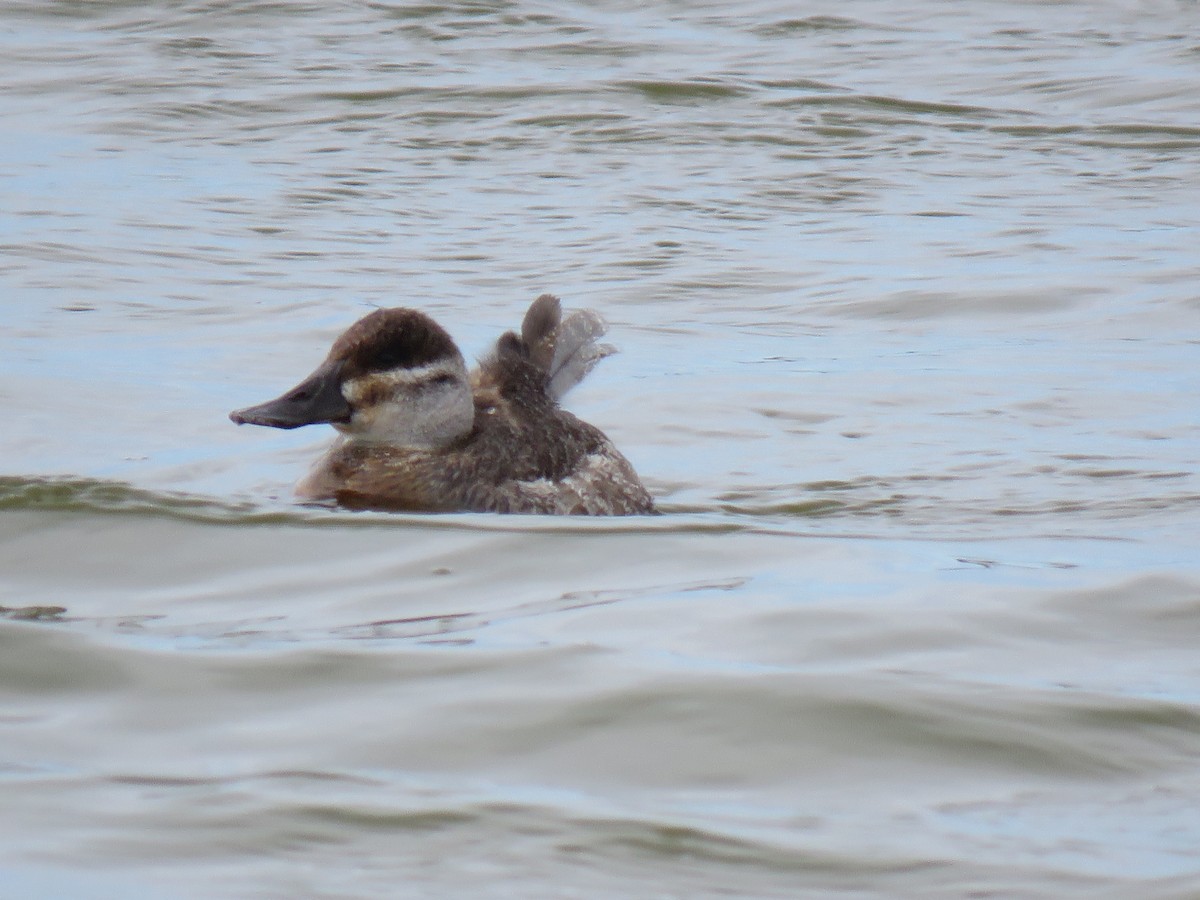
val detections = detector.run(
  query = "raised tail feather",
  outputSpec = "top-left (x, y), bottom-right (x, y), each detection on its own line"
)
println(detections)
top-left (487, 294), bottom-right (616, 401)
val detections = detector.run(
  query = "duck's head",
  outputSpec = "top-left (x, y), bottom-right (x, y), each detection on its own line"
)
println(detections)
top-left (230, 308), bottom-right (474, 448)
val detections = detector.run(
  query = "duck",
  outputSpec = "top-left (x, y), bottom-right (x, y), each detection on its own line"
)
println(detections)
top-left (230, 294), bottom-right (656, 515)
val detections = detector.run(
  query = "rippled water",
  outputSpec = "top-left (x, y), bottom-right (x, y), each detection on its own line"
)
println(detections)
top-left (3, 1), bottom-right (1200, 897)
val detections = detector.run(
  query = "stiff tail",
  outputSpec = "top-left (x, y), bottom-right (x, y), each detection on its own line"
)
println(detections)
top-left (488, 294), bottom-right (616, 401)
top-left (524, 294), bottom-right (616, 401)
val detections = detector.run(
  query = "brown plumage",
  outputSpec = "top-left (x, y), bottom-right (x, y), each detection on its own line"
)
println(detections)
top-left (231, 295), bottom-right (656, 516)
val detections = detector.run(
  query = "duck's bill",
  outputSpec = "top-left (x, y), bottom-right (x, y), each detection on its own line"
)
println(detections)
top-left (229, 359), bottom-right (351, 429)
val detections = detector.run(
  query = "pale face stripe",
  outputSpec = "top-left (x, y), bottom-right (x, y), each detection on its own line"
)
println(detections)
top-left (341, 359), bottom-right (463, 405)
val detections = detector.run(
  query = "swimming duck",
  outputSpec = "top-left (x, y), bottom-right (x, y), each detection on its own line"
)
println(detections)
top-left (230, 294), bottom-right (656, 515)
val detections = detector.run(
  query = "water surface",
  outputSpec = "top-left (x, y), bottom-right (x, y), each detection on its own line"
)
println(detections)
top-left (3, 1), bottom-right (1200, 897)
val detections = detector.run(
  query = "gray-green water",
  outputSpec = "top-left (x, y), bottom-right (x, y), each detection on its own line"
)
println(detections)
top-left (3, 1), bottom-right (1200, 897)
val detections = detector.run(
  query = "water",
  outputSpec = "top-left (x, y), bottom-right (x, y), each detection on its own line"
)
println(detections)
top-left (3, 1), bottom-right (1200, 896)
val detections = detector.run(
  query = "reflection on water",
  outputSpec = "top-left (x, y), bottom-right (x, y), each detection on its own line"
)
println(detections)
top-left (2, 0), bottom-right (1200, 896)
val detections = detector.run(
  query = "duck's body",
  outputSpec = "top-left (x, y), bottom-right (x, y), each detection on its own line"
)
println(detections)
top-left (231, 295), bottom-right (655, 515)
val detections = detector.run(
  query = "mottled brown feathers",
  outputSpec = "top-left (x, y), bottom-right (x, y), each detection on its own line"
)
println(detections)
top-left (247, 296), bottom-right (656, 515)
top-left (316, 405), bottom-right (654, 515)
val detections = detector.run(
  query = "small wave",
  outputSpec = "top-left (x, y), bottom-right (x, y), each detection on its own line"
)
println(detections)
top-left (0, 475), bottom-right (273, 523)
top-left (0, 476), bottom-right (739, 534)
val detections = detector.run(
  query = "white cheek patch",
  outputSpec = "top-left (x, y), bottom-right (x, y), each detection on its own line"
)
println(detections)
top-left (337, 356), bottom-right (473, 449)
top-left (342, 362), bottom-right (457, 406)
